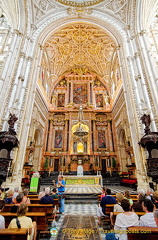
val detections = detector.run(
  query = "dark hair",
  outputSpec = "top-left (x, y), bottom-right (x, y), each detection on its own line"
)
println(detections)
top-left (0, 200), bottom-right (5, 210)
top-left (142, 199), bottom-right (154, 212)
top-left (121, 199), bottom-right (130, 211)
top-left (106, 188), bottom-right (111, 195)
top-left (52, 188), bottom-right (57, 193)
top-left (17, 203), bottom-right (28, 216)
top-left (16, 193), bottom-right (24, 203)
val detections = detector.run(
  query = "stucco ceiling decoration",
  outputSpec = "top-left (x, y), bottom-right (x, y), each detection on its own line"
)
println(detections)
top-left (54, 0), bottom-right (105, 7)
top-left (44, 23), bottom-right (117, 78)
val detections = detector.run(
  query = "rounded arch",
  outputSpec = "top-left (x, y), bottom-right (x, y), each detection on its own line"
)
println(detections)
top-left (32, 128), bottom-right (43, 171)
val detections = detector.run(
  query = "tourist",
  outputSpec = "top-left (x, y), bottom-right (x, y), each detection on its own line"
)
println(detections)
top-left (100, 187), bottom-right (106, 200)
top-left (153, 209), bottom-right (158, 226)
top-left (108, 199), bottom-right (139, 240)
top-left (0, 200), bottom-right (5, 229)
top-left (51, 188), bottom-right (59, 200)
top-left (12, 187), bottom-right (19, 203)
top-left (38, 188), bottom-right (45, 200)
top-left (110, 192), bottom-right (124, 227)
top-left (40, 187), bottom-right (54, 204)
top-left (124, 190), bottom-right (133, 205)
top-left (153, 191), bottom-right (158, 208)
top-left (10, 193), bottom-right (24, 213)
top-left (140, 199), bottom-right (157, 227)
top-left (132, 193), bottom-right (145, 212)
top-left (5, 189), bottom-right (14, 204)
top-left (22, 189), bottom-right (31, 204)
top-left (56, 175), bottom-right (65, 214)
top-left (146, 188), bottom-right (154, 202)
top-left (8, 203), bottom-right (37, 240)
top-left (97, 188), bottom-right (116, 226)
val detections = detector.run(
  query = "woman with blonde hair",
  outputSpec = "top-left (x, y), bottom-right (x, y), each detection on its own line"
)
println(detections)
top-left (110, 192), bottom-right (124, 227)
top-left (22, 189), bottom-right (31, 205)
top-left (8, 203), bottom-right (37, 240)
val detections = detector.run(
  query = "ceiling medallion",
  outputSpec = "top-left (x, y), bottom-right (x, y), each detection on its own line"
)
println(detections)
top-left (55, 0), bottom-right (105, 7)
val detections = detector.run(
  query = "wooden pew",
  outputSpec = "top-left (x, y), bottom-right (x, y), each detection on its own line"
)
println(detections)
top-left (0, 228), bottom-right (28, 240)
top-left (0, 212), bottom-right (48, 231)
top-left (4, 204), bottom-right (54, 216)
top-left (98, 194), bottom-right (138, 202)
top-left (127, 226), bottom-right (158, 240)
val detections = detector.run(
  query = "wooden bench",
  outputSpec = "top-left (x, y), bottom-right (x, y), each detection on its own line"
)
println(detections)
top-left (4, 204), bottom-right (54, 216)
top-left (0, 212), bottom-right (48, 231)
top-left (98, 194), bottom-right (138, 202)
top-left (0, 228), bottom-right (28, 240)
top-left (127, 226), bottom-right (158, 240)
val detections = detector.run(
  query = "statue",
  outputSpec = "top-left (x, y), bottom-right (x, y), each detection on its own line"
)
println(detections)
top-left (140, 114), bottom-right (151, 134)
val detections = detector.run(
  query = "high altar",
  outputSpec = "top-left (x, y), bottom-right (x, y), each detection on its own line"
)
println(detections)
top-left (43, 71), bottom-right (118, 176)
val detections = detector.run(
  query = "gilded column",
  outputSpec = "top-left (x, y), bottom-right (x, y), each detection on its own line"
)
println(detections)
top-left (47, 120), bottom-right (53, 152)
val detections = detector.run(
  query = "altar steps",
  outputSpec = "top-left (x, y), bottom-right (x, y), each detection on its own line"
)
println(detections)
top-left (65, 193), bottom-right (98, 204)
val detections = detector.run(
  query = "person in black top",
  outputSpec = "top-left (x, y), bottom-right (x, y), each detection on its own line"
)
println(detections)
top-left (40, 187), bottom-right (54, 205)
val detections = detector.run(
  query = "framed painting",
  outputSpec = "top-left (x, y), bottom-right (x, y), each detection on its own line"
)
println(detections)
top-left (96, 94), bottom-right (103, 107)
top-left (73, 84), bottom-right (88, 104)
top-left (54, 130), bottom-right (63, 148)
top-left (98, 130), bottom-right (106, 148)
top-left (57, 94), bottom-right (65, 107)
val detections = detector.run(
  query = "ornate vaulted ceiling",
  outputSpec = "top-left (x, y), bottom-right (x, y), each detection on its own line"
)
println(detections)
top-left (44, 23), bottom-right (117, 78)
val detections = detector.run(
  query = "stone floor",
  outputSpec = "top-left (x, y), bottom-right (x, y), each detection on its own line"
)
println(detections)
top-left (39, 185), bottom-right (137, 240)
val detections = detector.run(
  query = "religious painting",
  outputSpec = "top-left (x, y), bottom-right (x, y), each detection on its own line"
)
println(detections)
top-left (73, 84), bottom-right (88, 104)
top-left (54, 130), bottom-right (63, 148)
top-left (96, 94), bottom-right (103, 107)
top-left (98, 130), bottom-right (106, 148)
top-left (57, 94), bottom-right (65, 107)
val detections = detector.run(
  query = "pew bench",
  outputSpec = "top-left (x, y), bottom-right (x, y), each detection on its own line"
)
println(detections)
top-left (98, 194), bottom-right (138, 202)
top-left (0, 212), bottom-right (48, 231)
top-left (4, 204), bottom-right (54, 216)
top-left (127, 226), bottom-right (158, 240)
top-left (0, 228), bottom-right (28, 240)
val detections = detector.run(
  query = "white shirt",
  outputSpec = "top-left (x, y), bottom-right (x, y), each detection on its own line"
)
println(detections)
top-left (114, 212), bottom-right (139, 240)
top-left (0, 215), bottom-right (5, 229)
top-left (140, 212), bottom-right (157, 227)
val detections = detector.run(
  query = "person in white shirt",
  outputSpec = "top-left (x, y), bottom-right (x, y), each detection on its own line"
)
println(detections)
top-left (140, 199), bottom-right (157, 227)
top-left (113, 199), bottom-right (139, 240)
top-left (0, 200), bottom-right (5, 229)
top-left (153, 209), bottom-right (158, 226)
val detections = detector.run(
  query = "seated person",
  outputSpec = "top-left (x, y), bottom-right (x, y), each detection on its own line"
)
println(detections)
top-left (8, 203), bottom-right (37, 240)
top-left (100, 186), bottom-right (106, 200)
top-left (22, 189), bottom-right (31, 205)
top-left (112, 199), bottom-right (139, 240)
top-left (110, 192), bottom-right (124, 227)
top-left (124, 190), bottom-right (133, 206)
top-left (10, 193), bottom-right (24, 213)
top-left (132, 193), bottom-right (145, 212)
top-left (5, 189), bottom-right (14, 204)
top-left (153, 209), bottom-right (158, 226)
top-left (146, 188), bottom-right (154, 202)
top-left (51, 188), bottom-right (58, 200)
top-left (38, 188), bottom-right (45, 200)
top-left (0, 200), bottom-right (5, 229)
top-left (40, 187), bottom-right (54, 205)
top-left (140, 199), bottom-right (157, 227)
top-left (97, 188), bottom-right (116, 226)
top-left (12, 187), bottom-right (19, 203)
top-left (152, 191), bottom-right (158, 208)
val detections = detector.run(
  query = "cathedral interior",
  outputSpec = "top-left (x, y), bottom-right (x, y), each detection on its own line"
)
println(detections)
top-left (0, 0), bottom-right (158, 239)
top-left (0, 0), bottom-right (158, 190)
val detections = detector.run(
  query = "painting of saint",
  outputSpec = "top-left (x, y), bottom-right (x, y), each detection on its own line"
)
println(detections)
top-left (96, 94), bottom-right (103, 107)
top-left (98, 130), bottom-right (106, 148)
top-left (54, 130), bottom-right (62, 148)
top-left (57, 94), bottom-right (65, 107)
top-left (73, 84), bottom-right (88, 104)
